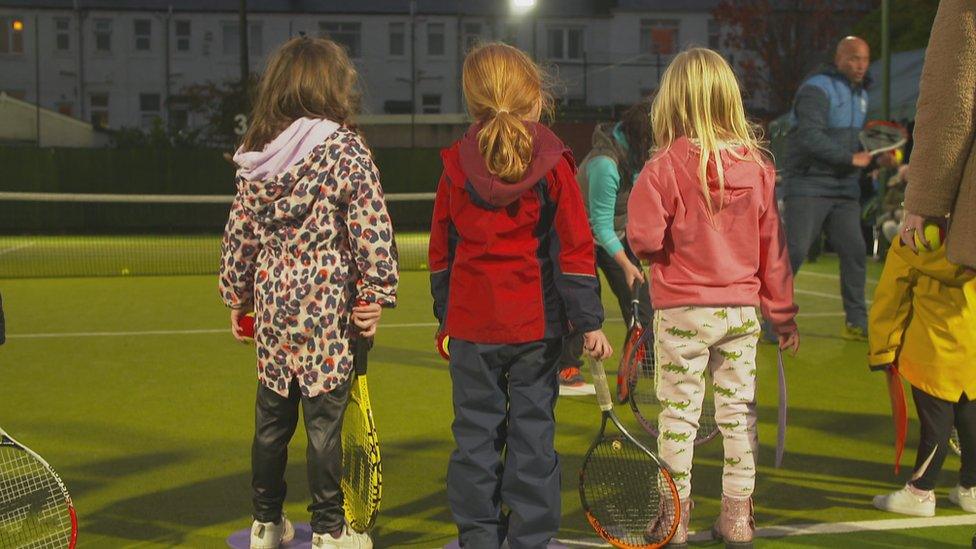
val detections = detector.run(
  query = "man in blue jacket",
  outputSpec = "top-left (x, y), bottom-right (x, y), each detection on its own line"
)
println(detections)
top-left (782, 36), bottom-right (894, 340)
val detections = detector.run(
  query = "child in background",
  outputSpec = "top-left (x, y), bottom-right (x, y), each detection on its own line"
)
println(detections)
top-left (429, 42), bottom-right (611, 548)
top-left (627, 48), bottom-right (799, 548)
top-left (870, 221), bottom-right (976, 517)
top-left (219, 37), bottom-right (398, 549)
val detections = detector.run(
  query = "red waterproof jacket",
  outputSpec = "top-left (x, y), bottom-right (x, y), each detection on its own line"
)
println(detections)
top-left (428, 122), bottom-right (604, 344)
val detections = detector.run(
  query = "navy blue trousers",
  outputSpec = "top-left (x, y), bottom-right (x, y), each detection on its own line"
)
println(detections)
top-left (447, 338), bottom-right (562, 549)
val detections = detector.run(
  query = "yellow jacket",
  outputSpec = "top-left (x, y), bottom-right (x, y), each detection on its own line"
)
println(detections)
top-left (868, 238), bottom-right (976, 401)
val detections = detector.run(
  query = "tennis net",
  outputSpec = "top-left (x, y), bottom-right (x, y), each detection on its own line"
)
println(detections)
top-left (0, 191), bottom-right (433, 278)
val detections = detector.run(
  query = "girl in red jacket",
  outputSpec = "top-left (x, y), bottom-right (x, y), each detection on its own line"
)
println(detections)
top-left (429, 43), bottom-right (611, 548)
top-left (628, 48), bottom-right (799, 548)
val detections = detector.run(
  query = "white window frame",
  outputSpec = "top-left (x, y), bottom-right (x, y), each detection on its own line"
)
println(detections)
top-left (133, 18), bottom-right (152, 52)
top-left (639, 19), bottom-right (680, 55)
top-left (319, 21), bottom-right (362, 58)
top-left (0, 16), bottom-right (26, 55)
top-left (547, 26), bottom-right (583, 61)
top-left (426, 22), bottom-right (445, 57)
top-left (55, 17), bottom-right (71, 52)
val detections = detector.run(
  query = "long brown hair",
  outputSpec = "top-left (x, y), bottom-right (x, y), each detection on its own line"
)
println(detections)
top-left (241, 36), bottom-right (360, 152)
top-left (461, 42), bottom-right (554, 182)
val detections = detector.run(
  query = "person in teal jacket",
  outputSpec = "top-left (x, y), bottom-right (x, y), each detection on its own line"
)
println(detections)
top-left (559, 100), bottom-right (653, 396)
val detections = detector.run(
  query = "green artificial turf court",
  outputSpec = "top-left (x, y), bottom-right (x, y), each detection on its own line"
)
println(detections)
top-left (1, 254), bottom-right (975, 547)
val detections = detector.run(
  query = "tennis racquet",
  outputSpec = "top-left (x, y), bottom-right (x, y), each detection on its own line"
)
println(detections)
top-left (341, 316), bottom-right (382, 533)
top-left (0, 427), bottom-right (78, 549)
top-left (950, 428), bottom-right (962, 457)
top-left (616, 282), bottom-right (648, 404)
top-left (579, 357), bottom-right (680, 548)
top-left (859, 120), bottom-right (909, 156)
top-left (776, 349), bottom-right (788, 468)
top-left (628, 326), bottom-right (720, 447)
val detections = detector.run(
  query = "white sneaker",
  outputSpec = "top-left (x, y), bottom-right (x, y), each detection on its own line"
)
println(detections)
top-left (312, 524), bottom-right (373, 549)
top-left (949, 485), bottom-right (976, 513)
top-left (249, 513), bottom-right (295, 549)
top-left (872, 484), bottom-right (936, 517)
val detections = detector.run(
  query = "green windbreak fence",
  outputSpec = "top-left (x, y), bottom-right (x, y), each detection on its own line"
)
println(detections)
top-left (0, 147), bottom-right (440, 278)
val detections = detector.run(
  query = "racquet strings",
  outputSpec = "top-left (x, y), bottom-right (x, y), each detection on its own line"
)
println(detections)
top-left (581, 435), bottom-right (678, 547)
top-left (0, 445), bottom-right (73, 549)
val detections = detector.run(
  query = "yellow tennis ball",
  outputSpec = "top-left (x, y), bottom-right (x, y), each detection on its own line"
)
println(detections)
top-left (915, 222), bottom-right (945, 251)
top-left (893, 149), bottom-right (904, 165)
top-left (121, 268), bottom-right (130, 275)
top-left (611, 440), bottom-right (622, 451)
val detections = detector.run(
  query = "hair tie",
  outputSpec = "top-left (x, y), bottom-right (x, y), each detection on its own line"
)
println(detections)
top-left (495, 108), bottom-right (510, 114)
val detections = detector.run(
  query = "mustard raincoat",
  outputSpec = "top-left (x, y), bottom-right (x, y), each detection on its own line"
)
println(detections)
top-left (868, 238), bottom-right (976, 401)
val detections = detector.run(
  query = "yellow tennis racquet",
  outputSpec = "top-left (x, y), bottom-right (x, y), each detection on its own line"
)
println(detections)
top-left (341, 328), bottom-right (382, 533)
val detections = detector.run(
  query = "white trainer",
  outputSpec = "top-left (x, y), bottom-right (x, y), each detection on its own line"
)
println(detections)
top-left (949, 485), bottom-right (976, 513)
top-left (312, 524), bottom-right (373, 549)
top-left (249, 513), bottom-right (295, 549)
top-left (872, 484), bottom-right (936, 517)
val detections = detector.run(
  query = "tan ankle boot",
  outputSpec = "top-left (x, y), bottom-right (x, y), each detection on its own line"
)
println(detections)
top-left (711, 495), bottom-right (755, 548)
top-left (645, 497), bottom-right (692, 547)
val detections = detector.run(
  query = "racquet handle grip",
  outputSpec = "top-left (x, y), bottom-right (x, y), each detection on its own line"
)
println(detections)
top-left (588, 358), bottom-right (614, 412)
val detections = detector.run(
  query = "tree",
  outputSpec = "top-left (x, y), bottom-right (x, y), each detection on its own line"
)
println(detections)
top-left (181, 77), bottom-right (257, 148)
top-left (713, 0), bottom-right (874, 115)
top-left (854, 0), bottom-right (939, 55)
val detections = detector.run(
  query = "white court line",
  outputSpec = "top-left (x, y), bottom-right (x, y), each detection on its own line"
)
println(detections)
top-left (0, 241), bottom-right (36, 256)
top-left (6, 311), bottom-right (844, 340)
top-left (549, 513), bottom-right (976, 547)
top-left (798, 270), bottom-right (879, 284)
top-left (796, 289), bottom-right (874, 306)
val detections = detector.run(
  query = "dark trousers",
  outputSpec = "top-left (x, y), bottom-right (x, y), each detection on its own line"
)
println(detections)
top-left (908, 387), bottom-right (976, 491)
top-left (785, 195), bottom-right (868, 329)
top-left (252, 378), bottom-right (351, 534)
top-left (447, 338), bottom-right (562, 549)
top-left (560, 244), bottom-right (652, 368)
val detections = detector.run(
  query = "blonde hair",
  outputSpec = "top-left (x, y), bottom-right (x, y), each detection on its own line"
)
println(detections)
top-left (241, 36), bottom-right (360, 152)
top-left (651, 48), bottom-right (766, 215)
top-left (462, 43), bottom-right (554, 182)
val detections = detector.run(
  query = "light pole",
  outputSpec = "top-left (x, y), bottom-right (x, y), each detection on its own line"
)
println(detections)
top-left (510, 0), bottom-right (537, 55)
top-left (881, 0), bottom-right (890, 120)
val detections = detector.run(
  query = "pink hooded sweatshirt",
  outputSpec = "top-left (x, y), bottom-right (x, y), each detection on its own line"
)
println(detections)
top-left (627, 137), bottom-right (798, 334)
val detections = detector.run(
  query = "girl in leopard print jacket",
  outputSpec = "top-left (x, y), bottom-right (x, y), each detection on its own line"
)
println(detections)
top-left (218, 37), bottom-right (397, 547)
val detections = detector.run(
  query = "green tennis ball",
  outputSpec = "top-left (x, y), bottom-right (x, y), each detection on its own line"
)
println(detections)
top-left (915, 222), bottom-right (945, 251)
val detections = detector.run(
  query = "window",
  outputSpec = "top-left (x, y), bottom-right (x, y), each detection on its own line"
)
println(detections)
top-left (421, 94), bottom-right (441, 114)
top-left (222, 22), bottom-right (262, 56)
top-left (0, 16), bottom-right (25, 54)
top-left (547, 27), bottom-right (583, 60)
top-left (168, 96), bottom-right (189, 130)
top-left (388, 22), bottom-right (404, 56)
top-left (708, 19), bottom-right (720, 49)
top-left (319, 22), bottom-right (361, 58)
top-left (139, 93), bottom-right (160, 129)
top-left (175, 20), bottom-right (191, 52)
top-left (427, 22), bottom-right (445, 56)
top-left (93, 18), bottom-right (112, 52)
top-left (503, 23), bottom-right (519, 47)
top-left (55, 17), bottom-right (70, 51)
top-left (639, 19), bottom-right (679, 55)
top-left (90, 93), bottom-right (109, 127)
top-left (463, 22), bottom-right (482, 52)
top-left (134, 19), bottom-right (151, 51)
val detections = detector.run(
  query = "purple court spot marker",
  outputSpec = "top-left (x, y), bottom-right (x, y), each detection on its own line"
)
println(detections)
top-left (443, 541), bottom-right (568, 549)
top-left (227, 522), bottom-right (314, 549)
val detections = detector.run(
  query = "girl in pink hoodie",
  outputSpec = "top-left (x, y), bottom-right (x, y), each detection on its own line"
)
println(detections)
top-left (627, 49), bottom-right (798, 548)
top-left (219, 37), bottom-right (397, 549)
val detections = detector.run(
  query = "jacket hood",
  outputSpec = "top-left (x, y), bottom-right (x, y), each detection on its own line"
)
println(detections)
top-left (457, 121), bottom-right (570, 208)
top-left (233, 117), bottom-right (341, 223)
top-left (892, 235), bottom-right (975, 287)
